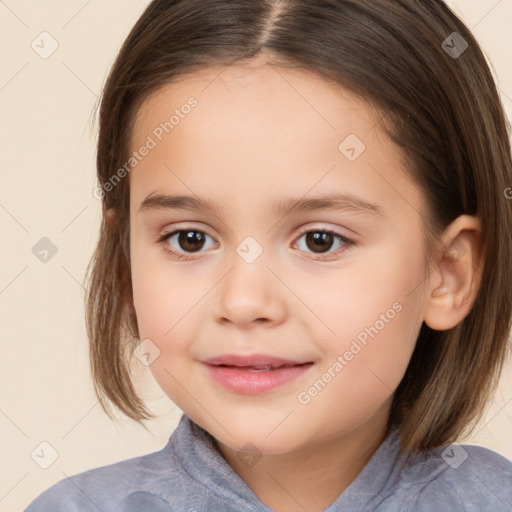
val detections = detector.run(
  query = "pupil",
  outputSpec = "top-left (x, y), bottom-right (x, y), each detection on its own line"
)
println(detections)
top-left (179, 230), bottom-right (204, 252)
top-left (307, 232), bottom-right (333, 253)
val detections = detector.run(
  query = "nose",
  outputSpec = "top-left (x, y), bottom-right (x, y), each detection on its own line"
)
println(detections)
top-left (214, 248), bottom-right (286, 327)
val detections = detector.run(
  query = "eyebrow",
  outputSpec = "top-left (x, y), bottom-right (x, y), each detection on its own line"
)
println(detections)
top-left (139, 192), bottom-right (387, 218)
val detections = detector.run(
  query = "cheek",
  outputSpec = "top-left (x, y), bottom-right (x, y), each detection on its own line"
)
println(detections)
top-left (132, 277), bottom-right (185, 340)
top-left (130, 250), bottom-right (201, 407)
top-left (314, 231), bottom-right (426, 347)
top-left (130, 232), bottom-right (195, 345)
top-left (310, 232), bottom-right (426, 396)
top-left (297, 294), bottom-right (423, 441)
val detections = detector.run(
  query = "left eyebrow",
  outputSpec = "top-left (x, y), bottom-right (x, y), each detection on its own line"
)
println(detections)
top-left (274, 193), bottom-right (387, 218)
top-left (138, 192), bottom-right (388, 218)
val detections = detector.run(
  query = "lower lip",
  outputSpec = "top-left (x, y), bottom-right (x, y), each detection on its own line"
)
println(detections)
top-left (203, 363), bottom-right (314, 394)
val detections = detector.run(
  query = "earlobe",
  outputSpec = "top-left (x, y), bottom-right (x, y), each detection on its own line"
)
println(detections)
top-left (423, 215), bottom-right (483, 331)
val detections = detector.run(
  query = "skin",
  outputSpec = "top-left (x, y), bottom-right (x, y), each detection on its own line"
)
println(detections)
top-left (127, 56), bottom-right (482, 512)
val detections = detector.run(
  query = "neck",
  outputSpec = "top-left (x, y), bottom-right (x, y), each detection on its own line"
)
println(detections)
top-left (214, 404), bottom-right (391, 512)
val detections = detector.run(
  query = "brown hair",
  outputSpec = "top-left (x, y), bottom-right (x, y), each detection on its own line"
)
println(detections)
top-left (85, 0), bottom-right (512, 451)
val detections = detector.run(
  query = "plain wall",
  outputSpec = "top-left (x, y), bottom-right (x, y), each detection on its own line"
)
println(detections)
top-left (1, 1), bottom-right (511, 511)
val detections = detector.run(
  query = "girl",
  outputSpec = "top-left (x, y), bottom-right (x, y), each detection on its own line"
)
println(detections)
top-left (26, 0), bottom-right (512, 510)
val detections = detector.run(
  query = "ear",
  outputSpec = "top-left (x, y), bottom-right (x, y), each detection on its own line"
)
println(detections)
top-left (423, 215), bottom-right (484, 331)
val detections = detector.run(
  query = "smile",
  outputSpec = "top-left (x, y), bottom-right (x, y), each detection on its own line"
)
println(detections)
top-left (202, 362), bottom-right (314, 394)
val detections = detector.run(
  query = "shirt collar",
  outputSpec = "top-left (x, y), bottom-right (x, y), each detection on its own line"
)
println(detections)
top-left (170, 413), bottom-right (405, 511)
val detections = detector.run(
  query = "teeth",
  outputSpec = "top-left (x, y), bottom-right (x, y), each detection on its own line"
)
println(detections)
top-left (245, 365), bottom-right (273, 372)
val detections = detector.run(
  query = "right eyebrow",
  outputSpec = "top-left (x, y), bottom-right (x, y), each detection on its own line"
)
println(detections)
top-left (139, 193), bottom-right (225, 215)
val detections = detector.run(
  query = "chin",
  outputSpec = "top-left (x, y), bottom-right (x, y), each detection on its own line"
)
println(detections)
top-left (196, 414), bottom-right (308, 455)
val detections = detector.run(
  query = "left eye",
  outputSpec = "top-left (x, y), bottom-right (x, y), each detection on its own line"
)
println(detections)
top-left (294, 229), bottom-right (353, 257)
top-left (158, 228), bottom-right (354, 260)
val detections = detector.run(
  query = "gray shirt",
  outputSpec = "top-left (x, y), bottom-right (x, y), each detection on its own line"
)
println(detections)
top-left (25, 413), bottom-right (512, 511)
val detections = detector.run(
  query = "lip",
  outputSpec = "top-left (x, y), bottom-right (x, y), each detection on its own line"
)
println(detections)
top-left (202, 353), bottom-right (310, 367)
top-left (202, 353), bottom-right (314, 395)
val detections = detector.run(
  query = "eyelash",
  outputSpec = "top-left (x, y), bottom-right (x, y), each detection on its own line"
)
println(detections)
top-left (157, 226), bottom-right (355, 262)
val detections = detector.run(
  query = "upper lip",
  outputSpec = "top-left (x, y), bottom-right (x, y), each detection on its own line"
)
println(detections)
top-left (202, 353), bottom-right (312, 368)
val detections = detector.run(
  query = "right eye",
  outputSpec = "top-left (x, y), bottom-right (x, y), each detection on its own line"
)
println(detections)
top-left (158, 229), bottom-right (217, 259)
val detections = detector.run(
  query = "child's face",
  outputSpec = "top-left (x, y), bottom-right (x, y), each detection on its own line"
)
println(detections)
top-left (129, 60), bottom-right (430, 453)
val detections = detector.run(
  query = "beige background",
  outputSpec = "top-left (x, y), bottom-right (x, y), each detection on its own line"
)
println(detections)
top-left (1, 1), bottom-right (511, 510)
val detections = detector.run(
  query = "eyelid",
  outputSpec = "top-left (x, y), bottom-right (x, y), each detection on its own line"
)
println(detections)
top-left (157, 221), bottom-right (215, 239)
top-left (295, 224), bottom-right (353, 238)
top-left (157, 223), bottom-right (356, 261)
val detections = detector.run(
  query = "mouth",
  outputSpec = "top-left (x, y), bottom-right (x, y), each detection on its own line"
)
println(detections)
top-left (202, 353), bottom-right (313, 368)
top-left (201, 354), bottom-right (314, 394)
top-left (210, 363), bottom-right (312, 372)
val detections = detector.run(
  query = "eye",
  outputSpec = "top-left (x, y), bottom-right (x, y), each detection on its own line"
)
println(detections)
top-left (158, 229), bottom-right (216, 259)
top-left (294, 228), bottom-right (354, 260)
top-left (158, 227), bottom-right (355, 261)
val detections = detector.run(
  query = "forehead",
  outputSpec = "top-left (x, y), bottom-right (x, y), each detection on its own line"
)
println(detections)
top-left (127, 61), bottom-right (423, 222)
top-left (130, 61), bottom-right (381, 149)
